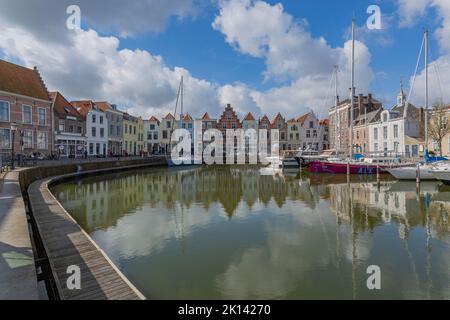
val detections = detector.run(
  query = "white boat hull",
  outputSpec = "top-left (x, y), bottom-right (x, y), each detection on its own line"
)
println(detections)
top-left (386, 165), bottom-right (436, 181)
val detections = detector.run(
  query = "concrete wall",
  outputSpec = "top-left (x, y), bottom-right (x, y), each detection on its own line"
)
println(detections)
top-left (19, 157), bottom-right (166, 194)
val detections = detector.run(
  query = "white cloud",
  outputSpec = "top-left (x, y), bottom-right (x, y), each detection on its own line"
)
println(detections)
top-left (0, 0), bottom-right (376, 120)
top-left (398, 0), bottom-right (433, 28)
top-left (213, 0), bottom-right (374, 117)
top-left (398, 0), bottom-right (450, 106)
top-left (0, 0), bottom-right (203, 39)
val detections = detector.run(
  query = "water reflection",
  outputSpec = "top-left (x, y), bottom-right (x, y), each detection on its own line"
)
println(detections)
top-left (51, 167), bottom-right (450, 299)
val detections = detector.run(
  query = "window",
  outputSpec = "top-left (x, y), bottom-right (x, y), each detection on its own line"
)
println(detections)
top-left (59, 119), bottom-right (65, 132)
top-left (117, 126), bottom-right (120, 135)
top-left (124, 125), bottom-right (128, 134)
top-left (89, 143), bottom-right (94, 154)
top-left (92, 114), bottom-right (96, 123)
top-left (92, 127), bottom-right (96, 137)
top-left (163, 130), bottom-right (168, 139)
top-left (188, 123), bottom-right (193, 129)
top-left (110, 125), bottom-right (114, 135)
top-left (38, 108), bottom-right (46, 125)
top-left (306, 130), bottom-right (311, 138)
top-left (310, 121), bottom-right (314, 129)
top-left (77, 126), bottom-right (82, 134)
top-left (313, 130), bottom-right (318, 138)
top-left (0, 101), bottom-right (10, 121)
top-left (148, 132), bottom-right (152, 140)
top-left (68, 125), bottom-right (74, 133)
top-left (167, 121), bottom-right (171, 128)
top-left (394, 125), bottom-right (399, 139)
top-left (134, 127), bottom-right (136, 135)
top-left (22, 105), bottom-right (32, 124)
top-left (383, 126), bottom-right (388, 140)
top-left (23, 130), bottom-right (33, 149)
top-left (373, 128), bottom-right (378, 140)
top-left (150, 124), bottom-right (155, 130)
top-left (100, 128), bottom-right (104, 138)
top-left (153, 133), bottom-right (158, 140)
top-left (96, 143), bottom-right (100, 155)
top-left (100, 116), bottom-right (103, 124)
top-left (374, 143), bottom-right (378, 151)
top-left (0, 128), bottom-right (11, 148)
top-left (37, 132), bottom-right (48, 150)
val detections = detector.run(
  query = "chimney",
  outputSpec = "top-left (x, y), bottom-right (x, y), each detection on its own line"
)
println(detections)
top-left (336, 95), bottom-right (340, 105)
top-left (359, 94), bottom-right (364, 116)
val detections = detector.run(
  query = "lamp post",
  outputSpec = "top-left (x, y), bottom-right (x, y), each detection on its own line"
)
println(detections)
top-left (10, 122), bottom-right (18, 170)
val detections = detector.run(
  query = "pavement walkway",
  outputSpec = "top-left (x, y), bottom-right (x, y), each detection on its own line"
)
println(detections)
top-left (0, 170), bottom-right (39, 300)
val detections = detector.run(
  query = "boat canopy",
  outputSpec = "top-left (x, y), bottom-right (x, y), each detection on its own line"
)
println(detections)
top-left (425, 149), bottom-right (449, 163)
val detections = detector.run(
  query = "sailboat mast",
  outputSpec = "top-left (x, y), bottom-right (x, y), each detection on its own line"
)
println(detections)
top-left (350, 19), bottom-right (356, 159)
top-left (424, 29), bottom-right (429, 149)
top-left (334, 66), bottom-right (339, 155)
top-left (181, 76), bottom-right (184, 119)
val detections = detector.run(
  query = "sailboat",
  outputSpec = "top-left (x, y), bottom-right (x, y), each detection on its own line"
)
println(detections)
top-left (167, 76), bottom-right (198, 167)
top-left (310, 19), bottom-right (400, 175)
top-left (386, 30), bottom-right (449, 180)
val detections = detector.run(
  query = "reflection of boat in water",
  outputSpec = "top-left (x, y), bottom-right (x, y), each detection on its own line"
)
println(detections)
top-left (388, 180), bottom-right (440, 193)
top-left (308, 172), bottom-right (394, 186)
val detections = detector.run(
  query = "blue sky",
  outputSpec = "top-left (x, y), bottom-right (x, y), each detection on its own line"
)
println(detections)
top-left (0, 0), bottom-right (448, 119)
top-left (116, 0), bottom-right (441, 107)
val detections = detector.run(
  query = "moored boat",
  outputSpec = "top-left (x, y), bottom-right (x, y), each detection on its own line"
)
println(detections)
top-left (430, 163), bottom-right (450, 185)
top-left (310, 159), bottom-right (392, 175)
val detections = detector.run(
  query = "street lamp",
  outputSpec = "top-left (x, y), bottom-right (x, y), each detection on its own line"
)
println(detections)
top-left (10, 122), bottom-right (18, 170)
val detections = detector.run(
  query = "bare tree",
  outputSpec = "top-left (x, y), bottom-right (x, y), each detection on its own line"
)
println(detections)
top-left (428, 105), bottom-right (450, 156)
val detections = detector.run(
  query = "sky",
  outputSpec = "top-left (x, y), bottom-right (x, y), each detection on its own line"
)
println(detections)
top-left (0, 0), bottom-right (449, 121)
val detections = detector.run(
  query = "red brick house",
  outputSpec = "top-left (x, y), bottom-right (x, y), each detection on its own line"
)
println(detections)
top-left (51, 91), bottom-right (86, 158)
top-left (0, 60), bottom-right (53, 158)
top-left (216, 104), bottom-right (242, 133)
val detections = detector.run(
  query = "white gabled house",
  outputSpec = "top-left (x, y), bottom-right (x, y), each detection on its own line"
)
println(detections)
top-left (368, 83), bottom-right (425, 158)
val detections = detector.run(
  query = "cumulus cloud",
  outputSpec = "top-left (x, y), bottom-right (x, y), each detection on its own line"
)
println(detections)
top-left (0, 0), bottom-right (203, 40)
top-left (397, 0), bottom-right (450, 106)
top-left (213, 0), bottom-right (374, 116)
top-left (0, 0), bottom-right (376, 120)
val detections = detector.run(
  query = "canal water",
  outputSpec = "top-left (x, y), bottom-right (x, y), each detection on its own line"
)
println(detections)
top-left (50, 166), bottom-right (450, 299)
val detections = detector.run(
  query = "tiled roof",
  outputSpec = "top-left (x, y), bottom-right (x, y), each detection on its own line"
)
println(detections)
top-left (71, 100), bottom-right (96, 117)
top-left (297, 113), bottom-right (311, 125)
top-left (94, 101), bottom-right (111, 112)
top-left (244, 112), bottom-right (255, 121)
top-left (182, 113), bottom-right (193, 121)
top-left (50, 92), bottom-right (82, 118)
top-left (149, 116), bottom-right (160, 123)
top-left (319, 119), bottom-right (330, 126)
top-left (163, 113), bottom-right (175, 120)
top-left (0, 59), bottom-right (51, 101)
top-left (271, 113), bottom-right (285, 126)
top-left (202, 112), bottom-right (211, 120)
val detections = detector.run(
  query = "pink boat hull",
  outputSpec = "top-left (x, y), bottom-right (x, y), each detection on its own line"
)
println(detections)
top-left (309, 161), bottom-right (390, 175)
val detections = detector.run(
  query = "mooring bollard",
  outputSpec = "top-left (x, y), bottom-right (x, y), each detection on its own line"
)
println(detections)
top-left (376, 164), bottom-right (380, 186)
top-left (416, 163), bottom-right (421, 192)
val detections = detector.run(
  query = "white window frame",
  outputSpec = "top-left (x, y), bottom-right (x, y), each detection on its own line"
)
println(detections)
top-left (0, 100), bottom-right (11, 122)
top-left (23, 129), bottom-right (33, 149)
top-left (37, 107), bottom-right (47, 126)
top-left (22, 104), bottom-right (33, 124)
top-left (0, 128), bottom-right (11, 149)
top-left (37, 131), bottom-right (48, 150)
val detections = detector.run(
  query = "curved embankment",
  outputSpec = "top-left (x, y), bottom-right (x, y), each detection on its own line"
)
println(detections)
top-left (22, 158), bottom-right (166, 300)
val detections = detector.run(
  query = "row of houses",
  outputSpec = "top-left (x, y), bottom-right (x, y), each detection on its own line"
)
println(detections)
top-left (0, 59), bottom-right (331, 159)
top-left (329, 83), bottom-right (429, 158)
top-left (148, 104), bottom-right (331, 155)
